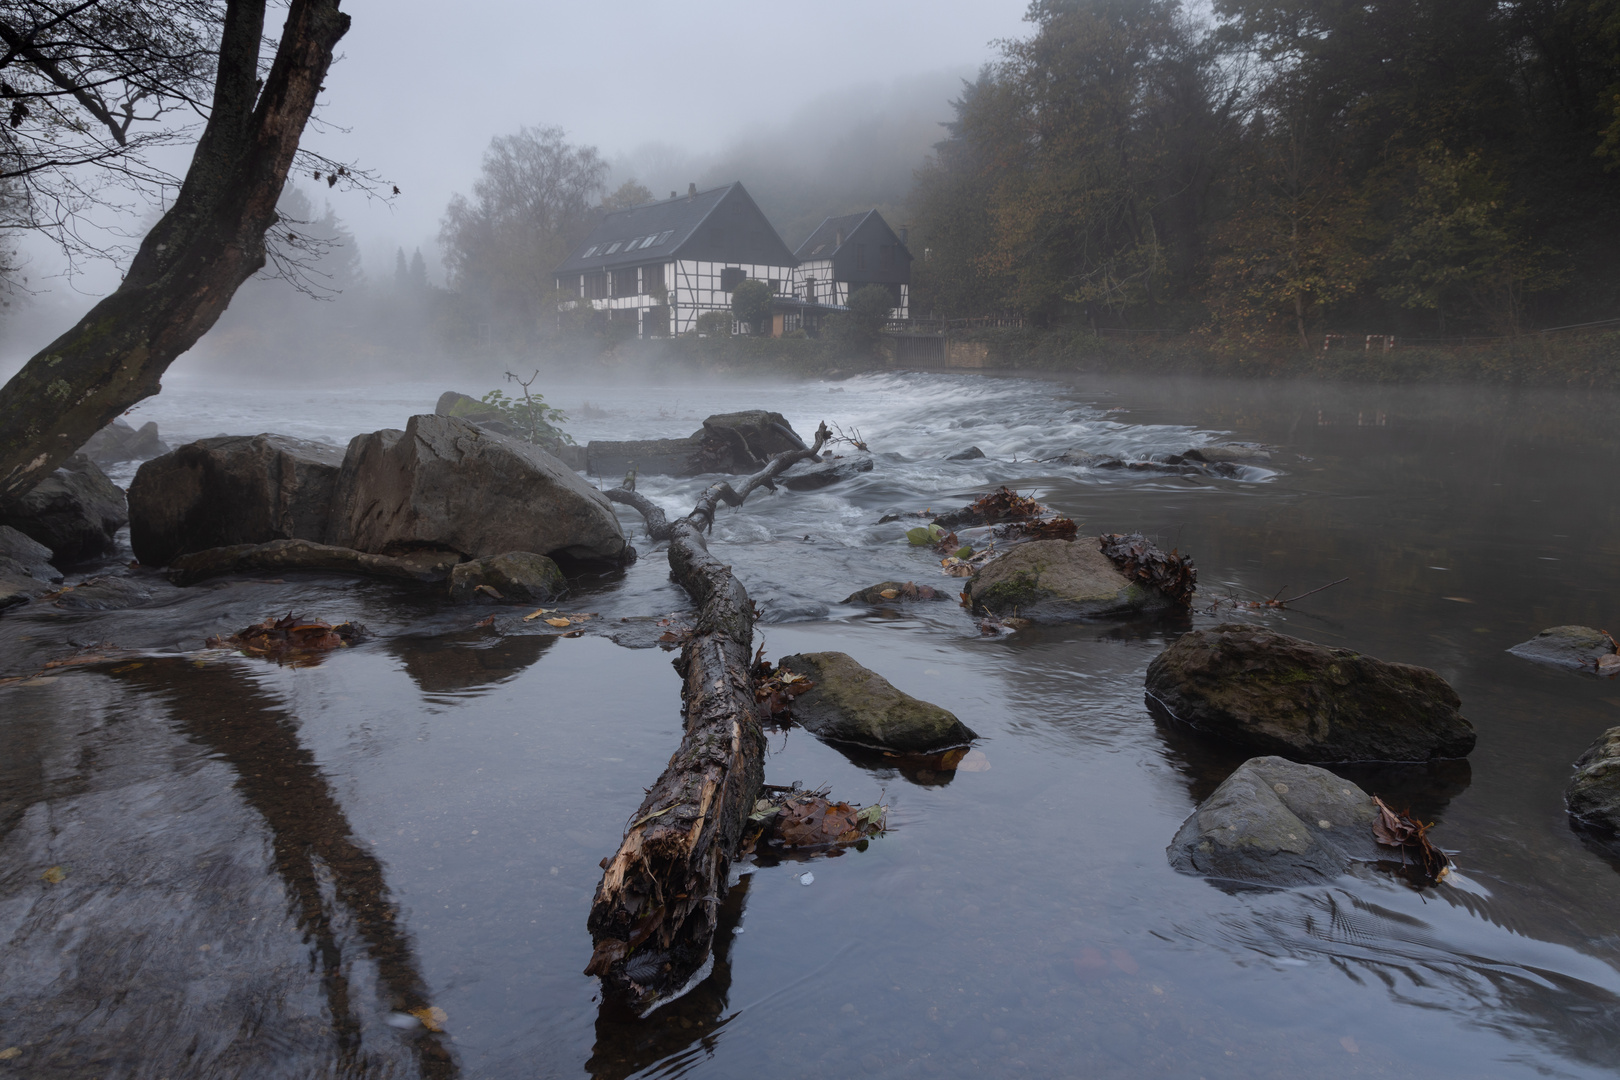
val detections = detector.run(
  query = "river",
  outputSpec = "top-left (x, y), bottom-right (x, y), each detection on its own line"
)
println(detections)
top-left (2, 369), bottom-right (1618, 1079)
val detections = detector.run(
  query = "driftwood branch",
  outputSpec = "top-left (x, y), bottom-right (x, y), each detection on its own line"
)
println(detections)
top-left (585, 421), bottom-right (829, 1006)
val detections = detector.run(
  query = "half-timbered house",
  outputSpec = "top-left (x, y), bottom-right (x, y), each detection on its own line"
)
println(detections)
top-left (792, 210), bottom-right (912, 319)
top-left (554, 182), bottom-right (796, 337)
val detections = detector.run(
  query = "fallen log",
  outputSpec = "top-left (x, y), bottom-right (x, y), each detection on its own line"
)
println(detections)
top-left (585, 421), bottom-right (830, 1006)
top-left (164, 538), bottom-right (462, 586)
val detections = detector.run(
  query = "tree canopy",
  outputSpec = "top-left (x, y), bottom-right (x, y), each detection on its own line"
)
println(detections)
top-left (909, 0), bottom-right (1620, 342)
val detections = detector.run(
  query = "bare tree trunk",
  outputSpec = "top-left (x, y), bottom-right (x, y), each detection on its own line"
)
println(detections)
top-left (0, 0), bottom-right (350, 508)
top-left (585, 423), bottom-right (829, 1007)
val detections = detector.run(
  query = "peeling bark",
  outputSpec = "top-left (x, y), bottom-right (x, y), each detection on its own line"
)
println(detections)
top-left (586, 422), bottom-right (830, 1006)
top-left (0, 0), bottom-right (350, 508)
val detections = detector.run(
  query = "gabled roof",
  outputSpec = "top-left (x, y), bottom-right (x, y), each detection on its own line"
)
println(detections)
top-left (794, 211), bottom-right (874, 261)
top-left (554, 182), bottom-right (794, 275)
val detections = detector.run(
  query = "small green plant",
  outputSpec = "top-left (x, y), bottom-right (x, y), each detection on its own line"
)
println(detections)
top-left (482, 370), bottom-right (572, 444)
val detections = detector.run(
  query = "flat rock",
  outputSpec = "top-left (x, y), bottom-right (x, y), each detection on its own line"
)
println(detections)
top-left (842, 581), bottom-right (953, 604)
top-left (2, 454), bottom-right (127, 564)
top-left (0, 566), bottom-right (51, 610)
top-left (779, 455), bottom-right (872, 491)
top-left (964, 538), bottom-right (1171, 622)
top-left (1183, 443), bottom-right (1272, 463)
top-left (129, 434), bottom-right (344, 566)
top-left (1168, 757), bottom-right (1384, 886)
top-left (448, 552), bottom-right (565, 603)
top-left (947, 446), bottom-right (985, 461)
top-left (1508, 626), bottom-right (1617, 673)
top-left (329, 414), bottom-right (627, 564)
top-left (79, 417), bottom-right (170, 465)
top-left (1567, 727), bottom-right (1620, 834)
top-left (1146, 624), bottom-right (1476, 763)
top-left (0, 525), bottom-right (61, 583)
top-left (776, 651), bottom-right (977, 753)
top-left (53, 575), bottom-right (153, 611)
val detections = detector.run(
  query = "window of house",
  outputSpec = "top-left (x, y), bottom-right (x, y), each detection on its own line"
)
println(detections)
top-left (605, 242), bottom-right (623, 255)
top-left (641, 265), bottom-right (662, 294)
top-left (611, 268), bottom-right (638, 297)
top-left (656, 230), bottom-right (674, 245)
top-left (644, 306), bottom-right (671, 338)
top-left (767, 279), bottom-right (780, 294)
top-left (719, 266), bottom-right (746, 292)
top-left (582, 245), bottom-right (599, 258)
top-left (584, 272), bottom-right (607, 300)
top-left (803, 276), bottom-right (816, 302)
top-left (856, 244), bottom-right (867, 270)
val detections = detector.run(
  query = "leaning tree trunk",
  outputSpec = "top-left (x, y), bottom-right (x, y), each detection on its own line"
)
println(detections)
top-left (0, 0), bottom-right (349, 508)
top-left (585, 423), bottom-right (830, 1006)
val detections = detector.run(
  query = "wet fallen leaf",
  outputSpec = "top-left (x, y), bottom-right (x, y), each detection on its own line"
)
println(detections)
top-left (1598, 654), bottom-right (1620, 677)
top-left (1371, 795), bottom-right (1449, 883)
top-left (907, 524), bottom-right (947, 546)
top-left (474, 616), bottom-right (496, 628)
top-left (204, 615), bottom-right (364, 667)
top-left (1098, 533), bottom-right (1197, 606)
top-left (40, 865), bottom-right (67, 884)
top-left (522, 608), bottom-right (556, 621)
top-left (879, 588), bottom-right (899, 599)
top-left (1442, 596), bottom-right (1475, 604)
top-left (408, 1006), bottom-right (448, 1032)
top-left (473, 584), bottom-right (505, 600)
top-left (544, 618), bottom-right (571, 628)
top-left (0, 1047), bottom-right (19, 1061)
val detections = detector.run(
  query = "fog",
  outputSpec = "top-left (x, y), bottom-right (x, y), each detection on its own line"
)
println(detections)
top-left (0, 0), bottom-right (1028, 379)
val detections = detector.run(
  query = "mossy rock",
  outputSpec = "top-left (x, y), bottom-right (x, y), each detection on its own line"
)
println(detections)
top-left (776, 651), bottom-right (977, 753)
top-left (448, 551), bottom-right (565, 603)
top-left (964, 538), bottom-right (1168, 623)
top-left (1568, 727), bottom-right (1620, 834)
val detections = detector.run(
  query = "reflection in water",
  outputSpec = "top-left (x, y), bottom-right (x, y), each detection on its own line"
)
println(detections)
top-left (586, 873), bottom-right (751, 1080)
top-left (116, 659), bottom-right (457, 1079)
top-left (389, 629), bottom-right (554, 695)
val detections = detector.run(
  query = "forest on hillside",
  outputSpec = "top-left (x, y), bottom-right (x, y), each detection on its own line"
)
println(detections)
top-left (908, 0), bottom-right (1620, 344)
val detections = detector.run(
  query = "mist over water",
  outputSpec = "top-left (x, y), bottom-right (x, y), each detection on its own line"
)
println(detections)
top-left (4, 369), bottom-right (1619, 1078)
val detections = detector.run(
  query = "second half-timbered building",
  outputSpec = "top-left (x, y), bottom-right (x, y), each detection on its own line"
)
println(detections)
top-left (553, 182), bottom-right (796, 337)
top-left (793, 209), bottom-right (912, 319)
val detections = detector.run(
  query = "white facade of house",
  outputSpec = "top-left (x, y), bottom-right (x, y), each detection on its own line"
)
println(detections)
top-left (670, 259), bottom-right (795, 335)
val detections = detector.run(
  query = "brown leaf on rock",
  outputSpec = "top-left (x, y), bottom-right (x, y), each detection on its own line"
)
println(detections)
top-left (1098, 532), bottom-right (1197, 606)
top-left (544, 617), bottom-right (571, 628)
top-left (750, 787), bottom-right (887, 849)
top-left (752, 658), bottom-right (815, 718)
top-left (205, 614), bottom-right (365, 667)
top-left (1371, 795), bottom-right (1449, 883)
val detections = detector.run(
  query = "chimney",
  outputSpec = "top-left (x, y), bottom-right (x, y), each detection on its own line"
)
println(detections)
top-left (687, 182), bottom-right (697, 199)
top-left (670, 190), bottom-right (677, 200)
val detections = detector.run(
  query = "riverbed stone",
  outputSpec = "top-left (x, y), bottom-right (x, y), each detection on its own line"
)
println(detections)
top-left (947, 446), bottom-right (985, 461)
top-left (779, 455), bottom-right (873, 491)
top-left (2, 454), bottom-right (128, 565)
top-left (79, 418), bottom-right (170, 465)
top-left (1508, 626), bottom-right (1618, 673)
top-left (775, 651), bottom-right (977, 753)
top-left (842, 581), bottom-right (952, 604)
top-left (53, 575), bottom-right (153, 611)
top-left (0, 525), bottom-right (61, 583)
top-left (1146, 624), bottom-right (1476, 763)
top-left (964, 538), bottom-right (1169, 622)
top-left (329, 414), bottom-right (627, 564)
top-left (1168, 756), bottom-right (1384, 886)
top-left (128, 434), bottom-right (344, 567)
top-left (0, 565), bottom-right (51, 610)
top-left (1567, 727), bottom-right (1620, 834)
top-left (448, 552), bottom-right (565, 603)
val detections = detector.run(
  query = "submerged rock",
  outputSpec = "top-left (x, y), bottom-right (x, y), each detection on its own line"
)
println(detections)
top-left (964, 538), bottom-right (1172, 622)
top-left (1146, 624), bottom-right (1476, 763)
top-left (587, 411), bottom-right (807, 478)
top-left (842, 581), bottom-right (953, 604)
top-left (775, 651), bottom-right (977, 753)
top-left (129, 434), bottom-right (344, 566)
top-left (79, 418), bottom-right (170, 465)
top-left (1181, 443), bottom-right (1272, 464)
top-left (329, 414), bottom-right (628, 565)
top-left (778, 455), bottom-right (872, 491)
top-left (448, 552), bottom-right (565, 603)
top-left (947, 446), bottom-right (985, 461)
top-left (1168, 757), bottom-right (1385, 886)
top-left (3, 454), bottom-right (127, 564)
top-left (0, 525), bottom-right (62, 583)
top-left (1567, 727), bottom-right (1620, 834)
top-left (1052, 449), bottom-right (1124, 468)
top-left (1508, 626), bottom-right (1618, 673)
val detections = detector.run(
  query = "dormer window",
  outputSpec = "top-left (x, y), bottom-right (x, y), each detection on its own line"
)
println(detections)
top-left (605, 242), bottom-right (623, 254)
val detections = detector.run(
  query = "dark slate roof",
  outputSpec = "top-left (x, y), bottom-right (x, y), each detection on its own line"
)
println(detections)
top-left (554, 182), bottom-right (795, 275)
top-left (794, 211), bottom-right (874, 261)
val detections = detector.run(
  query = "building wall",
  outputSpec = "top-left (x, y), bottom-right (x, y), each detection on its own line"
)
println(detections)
top-left (670, 259), bottom-right (795, 336)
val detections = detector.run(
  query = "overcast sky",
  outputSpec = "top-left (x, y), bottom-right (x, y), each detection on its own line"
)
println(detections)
top-left (307, 0), bottom-right (1030, 265)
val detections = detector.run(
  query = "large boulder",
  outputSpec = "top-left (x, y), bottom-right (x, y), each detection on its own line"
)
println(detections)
top-left (447, 552), bottom-right (565, 603)
top-left (128, 434), bottom-right (344, 566)
top-left (964, 538), bottom-right (1172, 622)
top-left (587, 411), bottom-right (807, 477)
top-left (775, 651), bottom-right (977, 753)
top-left (79, 417), bottom-right (170, 465)
top-left (1168, 757), bottom-right (1385, 886)
top-left (0, 525), bottom-right (61, 584)
top-left (1508, 626), bottom-right (1618, 674)
top-left (1146, 624), bottom-right (1476, 763)
top-left (2, 454), bottom-right (127, 564)
top-left (328, 414), bottom-right (627, 564)
top-left (1567, 727), bottom-right (1620, 835)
